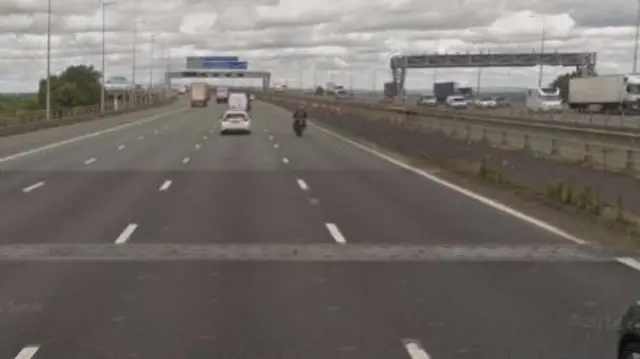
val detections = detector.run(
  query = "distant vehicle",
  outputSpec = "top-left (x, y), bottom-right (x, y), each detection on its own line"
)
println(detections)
top-left (569, 74), bottom-right (640, 114)
top-left (526, 87), bottom-right (563, 112)
top-left (434, 81), bottom-right (472, 104)
top-left (474, 96), bottom-right (497, 108)
top-left (228, 92), bottom-right (249, 112)
top-left (220, 110), bottom-right (251, 135)
top-left (446, 95), bottom-right (468, 109)
top-left (417, 95), bottom-right (437, 106)
top-left (618, 301), bottom-right (640, 359)
top-left (494, 96), bottom-right (511, 107)
top-left (216, 87), bottom-right (230, 104)
top-left (190, 82), bottom-right (208, 108)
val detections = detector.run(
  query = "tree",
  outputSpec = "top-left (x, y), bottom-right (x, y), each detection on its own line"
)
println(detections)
top-left (549, 70), bottom-right (598, 102)
top-left (314, 86), bottom-right (325, 95)
top-left (37, 64), bottom-right (102, 109)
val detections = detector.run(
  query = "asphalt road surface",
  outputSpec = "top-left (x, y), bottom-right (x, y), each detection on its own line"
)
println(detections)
top-left (0, 98), bottom-right (640, 358)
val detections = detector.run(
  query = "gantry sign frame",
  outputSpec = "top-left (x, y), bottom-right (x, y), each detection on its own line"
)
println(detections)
top-left (166, 70), bottom-right (272, 90)
top-left (387, 52), bottom-right (598, 97)
top-left (166, 56), bottom-right (271, 90)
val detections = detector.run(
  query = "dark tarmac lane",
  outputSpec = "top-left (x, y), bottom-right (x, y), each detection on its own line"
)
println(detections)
top-left (0, 99), bottom-right (639, 358)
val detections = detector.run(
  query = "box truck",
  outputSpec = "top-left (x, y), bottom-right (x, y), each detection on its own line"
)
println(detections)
top-left (568, 74), bottom-right (640, 113)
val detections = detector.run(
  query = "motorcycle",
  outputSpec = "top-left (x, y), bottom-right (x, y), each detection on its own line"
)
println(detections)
top-left (293, 119), bottom-right (306, 137)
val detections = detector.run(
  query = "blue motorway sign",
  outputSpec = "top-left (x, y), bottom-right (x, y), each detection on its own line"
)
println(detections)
top-left (201, 61), bottom-right (248, 70)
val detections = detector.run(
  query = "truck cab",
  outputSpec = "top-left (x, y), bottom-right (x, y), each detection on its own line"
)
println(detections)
top-left (526, 87), bottom-right (563, 112)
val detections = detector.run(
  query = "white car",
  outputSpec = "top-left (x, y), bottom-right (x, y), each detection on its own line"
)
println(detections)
top-left (417, 95), bottom-right (437, 106)
top-left (220, 110), bottom-right (251, 135)
top-left (474, 97), bottom-right (497, 108)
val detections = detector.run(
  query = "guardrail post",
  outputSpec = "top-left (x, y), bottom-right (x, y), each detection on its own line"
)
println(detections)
top-left (583, 143), bottom-right (593, 164)
top-left (550, 138), bottom-right (559, 156)
top-left (626, 150), bottom-right (636, 171)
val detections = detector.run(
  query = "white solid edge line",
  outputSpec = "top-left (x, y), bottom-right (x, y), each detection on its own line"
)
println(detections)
top-left (115, 223), bottom-right (138, 244)
top-left (182, 157), bottom-right (190, 164)
top-left (616, 257), bottom-right (640, 272)
top-left (117, 145), bottom-right (126, 150)
top-left (15, 345), bottom-right (40, 359)
top-left (296, 178), bottom-right (309, 190)
top-left (84, 157), bottom-right (97, 164)
top-left (22, 181), bottom-right (45, 193)
top-left (159, 180), bottom-right (172, 191)
top-left (281, 157), bottom-right (289, 164)
top-left (0, 107), bottom-right (188, 165)
top-left (309, 121), bottom-right (587, 245)
top-left (402, 339), bottom-right (430, 359)
top-left (326, 223), bottom-right (346, 244)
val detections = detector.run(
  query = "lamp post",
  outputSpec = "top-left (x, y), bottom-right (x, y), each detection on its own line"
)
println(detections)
top-left (46, 0), bottom-right (52, 120)
top-left (149, 34), bottom-right (155, 89)
top-left (131, 19), bottom-right (145, 94)
top-left (633, 0), bottom-right (640, 72)
top-left (537, 16), bottom-right (546, 87)
top-left (100, 0), bottom-right (116, 115)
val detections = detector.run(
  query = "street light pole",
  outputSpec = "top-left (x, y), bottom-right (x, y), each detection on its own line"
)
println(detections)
top-left (100, 1), bottom-right (115, 114)
top-left (46, 0), bottom-right (52, 121)
top-left (538, 16), bottom-right (546, 87)
top-left (634, 0), bottom-right (640, 72)
top-left (149, 34), bottom-right (155, 89)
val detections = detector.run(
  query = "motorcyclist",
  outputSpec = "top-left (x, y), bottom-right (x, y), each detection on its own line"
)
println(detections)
top-left (292, 102), bottom-right (308, 131)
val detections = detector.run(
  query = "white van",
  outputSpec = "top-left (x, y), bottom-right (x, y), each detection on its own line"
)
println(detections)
top-left (228, 93), bottom-right (248, 111)
top-left (526, 87), bottom-right (563, 112)
top-left (446, 95), bottom-right (468, 109)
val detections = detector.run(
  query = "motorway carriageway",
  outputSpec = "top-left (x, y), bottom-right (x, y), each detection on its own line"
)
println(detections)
top-left (0, 98), bottom-right (639, 358)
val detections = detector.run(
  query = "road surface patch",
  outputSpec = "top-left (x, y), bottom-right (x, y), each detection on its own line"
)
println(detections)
top-left (308, 121), bottom-right (587, 245)
top-left (0, 106), bottom-right (188, 165)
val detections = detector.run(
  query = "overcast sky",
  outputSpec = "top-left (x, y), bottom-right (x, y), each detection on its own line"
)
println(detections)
top-left (0, 0), bottom-right (637, 92)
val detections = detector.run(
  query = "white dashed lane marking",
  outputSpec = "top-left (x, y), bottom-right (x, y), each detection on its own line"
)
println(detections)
top-left (325, 223), bottom-right (346, 244)
top-left (182, 157), bottom-right (190, 164)
top-left (281, 157), bottom-right (289, 164)
top-left (159, 180), bottom-right (172, 191)
top-left (296, 178), bottom-right (309, 191)
top-left (138, 136), bottom-right (144, 140)
top-left (115, 223), bottom-right (138, 244)
top-left (402, 339), bottom-right (430, 359)
top-left (15, 345), bottom-right (40, 359)
top-left (22, 181), bottom-right (45, 193)
top-left (84, 158), bottom-right (97, 165)
top-left (195, 144), bottom-right (201, 149)
top-left (273, 144), bottom-right (279, 149)
top-left (117, 145), bottom-right (126, 150)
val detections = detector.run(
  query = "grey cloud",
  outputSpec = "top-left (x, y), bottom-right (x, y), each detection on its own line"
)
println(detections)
top-left (335, 9), bottom-right (500, 33)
